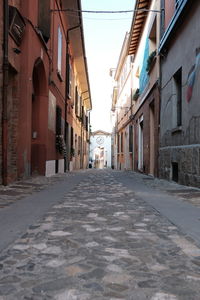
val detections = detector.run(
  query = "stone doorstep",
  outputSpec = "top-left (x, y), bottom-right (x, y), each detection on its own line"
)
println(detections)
top-left (13, 182), bottom-right (45, 187)
top-left (0, 190), bottom-right (27, 196)
top-left (180, 192), bottom-right (200, 198)
top-left (9, 185), bottom-right (34, 189)
top-left (166, 188), bottom-right (199, 194)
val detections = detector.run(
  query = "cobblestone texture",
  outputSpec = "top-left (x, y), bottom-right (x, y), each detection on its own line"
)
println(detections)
top-left (0, 173), bottom-right (72, 210)
top-left (0, 170), bottom-right (200, 299)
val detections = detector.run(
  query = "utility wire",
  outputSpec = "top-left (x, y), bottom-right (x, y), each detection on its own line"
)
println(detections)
top-left (83, 16), bottom-right (133, 21)
top-left (51, 9), bottom-right (161, 14)
top-left (60, 11), bottom-right (133, 20)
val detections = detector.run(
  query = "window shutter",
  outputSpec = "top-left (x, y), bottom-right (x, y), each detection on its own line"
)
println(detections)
top-left (129, 125), bottom-right (133, 152)
top-left (75, 87), bottom-right (78, 116)
top-left (56, 106), bottom-right (62, 135)
top-left (66, 54), bottom-right (72, 99)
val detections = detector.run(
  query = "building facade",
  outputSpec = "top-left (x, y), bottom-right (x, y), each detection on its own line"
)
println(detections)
top-left (112, 0), bottom-right (160, 177)
top-left (129, 0), bottom-right (160, 177)
top-left (0, 0), bottom-right (91, 185)
top-left (159, 0), bottom-right (200, 186)
top-left (111, 33), bottom-right (133, 171)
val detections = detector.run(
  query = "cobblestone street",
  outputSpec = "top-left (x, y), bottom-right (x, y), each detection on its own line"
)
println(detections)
top-left (1, 170), bottom-right (200, 299)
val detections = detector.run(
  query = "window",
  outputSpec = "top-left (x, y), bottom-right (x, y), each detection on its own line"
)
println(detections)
top-left (149, 16), bottom-right (157, 52)
top-left (71, 127), bottom-right (74, 150)
top-left (82, 106), bottom-right (85, 125)
top-left (57, 26), bottom-right (62, 75)
top-left (79, 97), bottom-right (82, 118)
top-left (78, 136), bottom-right (81, 155)
top-left (173, 68), bottom-right (182, 127)
top-left (71, 72), bottom-right (75, 106)
top-left (146, 16), bottom-right (157, 73)
top-left (66, 54), bottom-right (72, 98)
top-left (86, 116), bottom-right (89, 131)
top-left (84, 141), bottom-right (87, 155)
top-left (75, 86), bottom-right (78, 116)
top-left (56, 106), bottom-right (62, 135)
top-left (117, 134), bottom-right (120, 153)
top-left (121, 132), bottom-right (124, 153)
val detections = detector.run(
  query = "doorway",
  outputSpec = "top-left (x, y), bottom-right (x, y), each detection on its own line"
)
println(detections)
top-left (149, 102), bottom-right (155, 175)
top-left (138, 116), bottom-right (144, 171)
top-left (31, 58), bottom-right (48, 175)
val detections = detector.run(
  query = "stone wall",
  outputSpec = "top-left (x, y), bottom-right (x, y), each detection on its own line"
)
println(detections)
top-left (159, 146), bottom-right (200, 187)
top-left (159, 1), bottom-right (200, 187)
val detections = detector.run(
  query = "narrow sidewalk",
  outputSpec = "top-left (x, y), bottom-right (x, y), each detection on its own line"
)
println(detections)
top-left (114, 170), bottom-right (200, 247)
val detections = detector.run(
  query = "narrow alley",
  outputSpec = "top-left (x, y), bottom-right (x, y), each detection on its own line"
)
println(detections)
top-left (1, 170), bottom-right (200, 299)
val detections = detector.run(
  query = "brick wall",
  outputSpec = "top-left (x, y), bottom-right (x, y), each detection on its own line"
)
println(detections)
top-left (7, 72), bottom-right (19, 183)
top-left (1, 0), bottom-right (21, 184)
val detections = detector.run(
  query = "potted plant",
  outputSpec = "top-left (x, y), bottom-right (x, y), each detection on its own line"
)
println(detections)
top-left (70, 147), bottom-right (75, 159)
top-left (56, 135), bottom-right (67, 158)
top-left (133, 88), bottom-right (140, 101)
top-left (146, 50), bottom-right (157, 73)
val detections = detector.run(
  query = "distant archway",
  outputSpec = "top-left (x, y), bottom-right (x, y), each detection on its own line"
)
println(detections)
top-left (93, 146), bottom-right (105, 169)
top-left (31, 58), bottom-right (48, 175)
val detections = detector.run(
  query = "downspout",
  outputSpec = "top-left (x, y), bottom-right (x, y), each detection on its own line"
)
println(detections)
top-left (130, 55), bottom-right (135, 171)
top-left (157, 0), bottom-right (165, 178)
top-left (64, 24), bottom-right (80, 172)
top-left (81, 118), bottom-right (83, 168)
top-left (80, 98), bottom-right (83, 169)
top-left (2, 0), bottom-right (9, 185)
top-left (130, 88), bottom-right (134, 171)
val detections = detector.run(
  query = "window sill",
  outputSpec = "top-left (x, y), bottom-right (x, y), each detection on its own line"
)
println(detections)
top-left (171, 126), bottom-right (182, 134)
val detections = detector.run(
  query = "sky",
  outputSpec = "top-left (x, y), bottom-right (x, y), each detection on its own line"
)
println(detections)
top-left (81, 0), bottom-right (135, 133)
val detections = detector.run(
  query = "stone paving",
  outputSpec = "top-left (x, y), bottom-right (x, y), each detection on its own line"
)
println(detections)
top-left (126, 171), bottom-right (200, 208)
top-left (0, 173), bottom-right (72, 210)
top-left (1, 170), bottom-right (200, 299)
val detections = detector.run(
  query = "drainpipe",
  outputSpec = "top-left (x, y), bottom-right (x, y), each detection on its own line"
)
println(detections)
top-left (64, 24), bottom-right (80, 172)
top-left (130, 88), bottom-right (134, 171)
top-left (157, 0), bottom-right (165, 178)
top-left (81, 120), bottom-right (83, 168)
top-left (2, 0), bottom-right (9, 185)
